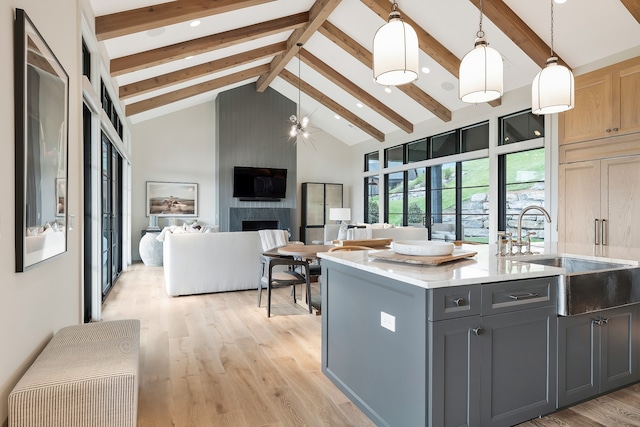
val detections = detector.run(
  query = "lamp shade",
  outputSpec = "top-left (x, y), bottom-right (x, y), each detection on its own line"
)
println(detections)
top-left (329, 208), bottom-right (351, 222)
top-left (373, 13), bottom-right (419, 86)
top-left (532, 57), bottom-right (575, 115)
top-left (459, 38), bottom-right (503, 103)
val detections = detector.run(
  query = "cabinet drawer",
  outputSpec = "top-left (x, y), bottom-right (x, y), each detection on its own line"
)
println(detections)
top-left (481, 277), bottom-right (557, 315)
top-left (429, 285), bottom-right (481, 321)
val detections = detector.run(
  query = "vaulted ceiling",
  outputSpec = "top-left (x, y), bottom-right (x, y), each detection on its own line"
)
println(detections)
top-left (90, 0), bottom-right (640, 146)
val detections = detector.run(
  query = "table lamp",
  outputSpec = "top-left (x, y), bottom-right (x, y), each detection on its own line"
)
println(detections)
top-left (329, 208), bottom-right (351, 224)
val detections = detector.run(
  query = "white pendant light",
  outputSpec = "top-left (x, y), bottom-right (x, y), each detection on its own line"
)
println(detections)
top-left (459, 0), bottom-right (503, 103)
top-left (372, 2), bottom-right (419, 86)
top-left (532, 0), bottom-right (574, 115)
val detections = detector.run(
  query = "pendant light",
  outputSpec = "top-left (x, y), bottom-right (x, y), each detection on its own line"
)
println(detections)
top-left (459, 0), bottom-right (503, 103)
top-left (531, 0), bottom-right (574, 115)
top-left (372, 2), bottom-right (419, 86)
top-left (289, 43), bottom-right (310, 140)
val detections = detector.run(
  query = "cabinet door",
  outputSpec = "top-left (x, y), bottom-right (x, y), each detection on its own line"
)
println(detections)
top-left (601, 156), bottom-right (640, 248)
top-left (304, 183), bottom-right (325, 225)
top-left (600, 306), bottom-right (638, 393)
top-left (615, 62), bottom-right (640, 137)
top-left (559, 161), bottom-right (601, 245)
top-left (557, 314), bottom-right (599, 407)
top-left (324, 183), bottom-right (343, 220)
top-left (559, 72), bottom-right (613, 144)
top-left (480, 307), bottom-right (557, 427)
top-left (429, 316), bottom-right (481, 427)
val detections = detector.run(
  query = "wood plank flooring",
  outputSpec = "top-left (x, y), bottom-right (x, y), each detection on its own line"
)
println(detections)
top-left (101, 263), bottom-right (375, 427)
top-left (102, 263), bottom-right (640, 427)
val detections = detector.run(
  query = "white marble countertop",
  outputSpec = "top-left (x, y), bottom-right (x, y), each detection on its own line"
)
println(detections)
top-left (317, 243), bottom-right (639, 290)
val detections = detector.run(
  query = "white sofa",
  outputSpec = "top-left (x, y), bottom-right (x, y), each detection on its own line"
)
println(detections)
top-left (163, 231), bottom-right (262, 296)
top-left (322, 223), bottom-right (429, 243)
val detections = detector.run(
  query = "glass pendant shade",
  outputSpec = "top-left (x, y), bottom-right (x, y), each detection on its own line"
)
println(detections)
top-left (373, 11), bottom-right (419, 86)
top-left (459, 38), bottom-right (503, 103)
top-left (532, 57), bottom-right (574, 115)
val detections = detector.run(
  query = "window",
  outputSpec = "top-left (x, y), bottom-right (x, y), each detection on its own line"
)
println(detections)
top-left (385, 146), bottom-right (404, 168)
top-left (429, 162), bottom-right (458, 241)
top-left (365, 151), bottom-right (379, 172)
top-left (407, 139), bottom-right (427, 163)
top-left (364, 176), bottom-right (379, 224)
top-left (385, 171), bottom-right (404, 226)
top-left (500, 110), bottom-right (544, 145)
top-left (500, 148), bottom-right (546, 242)
top-left (407, 168), bottom-right (426, 227)
top-left (460, 158), bottom-right (490, 242)
top-left (461, 122), bottom-right (489, 152)
top-left (430, 131), bottom-right (456, 159)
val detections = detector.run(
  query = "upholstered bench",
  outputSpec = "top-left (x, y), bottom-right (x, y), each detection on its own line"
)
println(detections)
top-left (8, 319), bottom-right (140, 427)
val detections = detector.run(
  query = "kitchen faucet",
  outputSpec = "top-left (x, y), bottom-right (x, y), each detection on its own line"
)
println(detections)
top-left (513, 205), bottom-right (552, 255)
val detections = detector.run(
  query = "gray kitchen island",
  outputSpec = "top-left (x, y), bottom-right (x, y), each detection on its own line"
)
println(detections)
top-left (318, 244), bottom-right (640, 427)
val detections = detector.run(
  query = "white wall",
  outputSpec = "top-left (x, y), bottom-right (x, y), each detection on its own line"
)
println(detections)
top-left (131, 102), bottom-right (217, 260)
top-left (296, 130), bottom-right (359, 220)
top-left (0, 1), bottom-right (82, 423)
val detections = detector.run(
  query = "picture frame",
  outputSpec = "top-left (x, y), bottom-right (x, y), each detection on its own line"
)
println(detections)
top-left (146, 181), bottom-right (198, 217)
top-left (14, 9), bottom-right (69, 272)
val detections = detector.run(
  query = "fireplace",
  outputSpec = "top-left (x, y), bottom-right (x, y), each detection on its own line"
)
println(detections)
top-left (229, 208), bottom-right (291, 233)
top-left (242, 220), bottom-right (278, 231)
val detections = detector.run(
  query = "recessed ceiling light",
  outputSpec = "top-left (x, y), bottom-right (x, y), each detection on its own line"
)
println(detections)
top-left (554, 0), bottom-right (567, 4)
top-left (441, 81), bottom-right (455, 91)
top-left (147, 27), bottom-right (165, 37)
top-left (185, 56), bottom-right (193, 60)
top-left (356, 102), bottom-right (363, 108)
top-left (190, 20), bottom-right (201, 27)
top-left (384, 86), bottom-right (392, 93)
top-left (335, 114), bottom-right (341, 120)
top-left (534, 130), bottom-right (542, 136)
top-left (421, 66), bottom-right (431, 74)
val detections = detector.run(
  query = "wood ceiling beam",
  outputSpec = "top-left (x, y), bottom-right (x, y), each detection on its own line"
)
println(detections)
top-left (360, 0), bottom-right (461, 78)
top-left (279, 69), bottom-right (385, 142)
top-left (126, 64), bottom-right (269, 116)
top-left (299, 49), bottom-right (414, 134)
top-left (96, 0), bottom-right (274, 41)
top-left (110, 12), bottom-right (308, 77)
top-left (468, 0), bottom-right (569, 69)
top-left (318, 21), bottom-right (452, 122)
top-left (119, 42), bottom-right (286, 100)
top-left (620, 0), bottom-right (640, 24)
top-left (255, 0), bottom-right (342, 92)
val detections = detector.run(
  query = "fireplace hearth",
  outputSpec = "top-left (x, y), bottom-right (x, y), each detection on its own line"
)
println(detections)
top-left (229, 208), bottom-right (291, 233)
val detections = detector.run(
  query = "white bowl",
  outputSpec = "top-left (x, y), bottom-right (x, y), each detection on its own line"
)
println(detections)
top-left (393, 240), bottom-right (455, 256)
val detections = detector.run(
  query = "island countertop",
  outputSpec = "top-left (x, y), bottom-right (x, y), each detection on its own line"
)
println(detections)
top-left (317, 242), bottom-right (639, 290)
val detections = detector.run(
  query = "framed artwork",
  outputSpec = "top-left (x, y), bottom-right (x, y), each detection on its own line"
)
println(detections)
top-left (14, 9), bottom-right (69, 272)
top-left (146, 181), bottom-right (198, 217)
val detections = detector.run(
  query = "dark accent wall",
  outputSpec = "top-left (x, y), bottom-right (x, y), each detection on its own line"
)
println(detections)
top-left (217, 84), bottom-right (297, 236)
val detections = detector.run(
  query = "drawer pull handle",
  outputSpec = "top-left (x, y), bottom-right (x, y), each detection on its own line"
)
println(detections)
top-left (509, 292), bottom-right (539, 301)
top-left (473, 327), bottom-right (483, 336)
top-left (454, 297), bottom-right (466, 307)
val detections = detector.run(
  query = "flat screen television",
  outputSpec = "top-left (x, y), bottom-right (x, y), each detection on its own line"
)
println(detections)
top-left (233, 166), bottom-right (287, 200)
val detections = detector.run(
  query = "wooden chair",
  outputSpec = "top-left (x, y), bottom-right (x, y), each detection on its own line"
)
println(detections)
top-left (257, 229), bottom-right (312, 317)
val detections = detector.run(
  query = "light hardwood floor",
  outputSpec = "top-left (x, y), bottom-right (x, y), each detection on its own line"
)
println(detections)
top-left (102, 264), bottom-right (640, 427)
top-left (101, 263), bottom-right (375, 427)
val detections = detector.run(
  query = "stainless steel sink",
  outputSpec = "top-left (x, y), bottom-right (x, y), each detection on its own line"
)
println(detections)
top-left (523, 256), bottom-right (640, 316)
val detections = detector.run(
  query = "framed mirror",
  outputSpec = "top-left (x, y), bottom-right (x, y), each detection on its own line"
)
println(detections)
top-left (14, 9), bottom-right (69, 272)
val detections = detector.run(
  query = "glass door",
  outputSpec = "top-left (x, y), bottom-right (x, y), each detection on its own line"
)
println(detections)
top-left (101, 132), bottom-right (123, 299)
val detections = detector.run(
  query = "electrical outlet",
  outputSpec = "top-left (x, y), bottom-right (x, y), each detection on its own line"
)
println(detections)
top-left (381, 311), bottom-right (395, 332)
